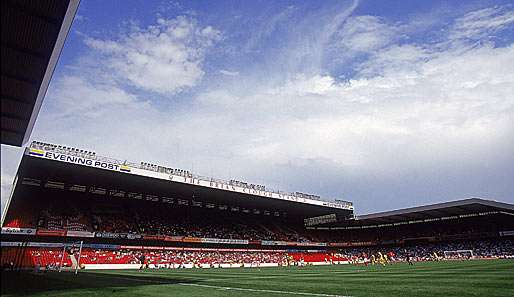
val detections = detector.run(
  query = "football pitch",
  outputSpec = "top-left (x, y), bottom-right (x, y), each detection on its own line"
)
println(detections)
top-left (2, 260), bottom-right (513, 297)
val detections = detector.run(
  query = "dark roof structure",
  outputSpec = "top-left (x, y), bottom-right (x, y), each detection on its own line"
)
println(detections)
top-left (314, 198), bottom-right (514, 229)
top-left (2, 148), bottom-right (354, 225)
top-left (1, 0), bottom-right (79, 146)
top-left (357, 198), bottom-right (513, 221)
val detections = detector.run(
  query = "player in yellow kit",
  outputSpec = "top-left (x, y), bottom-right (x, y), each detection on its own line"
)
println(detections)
top-left (378, 252), bottom-right (386, 266)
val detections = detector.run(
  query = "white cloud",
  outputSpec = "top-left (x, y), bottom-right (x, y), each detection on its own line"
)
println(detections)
top-left (46, 75), bottom-right (140, 118)
top-left (1, 145), bottom-right (23, 217)
top-left (450, 6), bottom-right (514, 40)
top-left (219, 70), bottom-right (240, 76)
top-left (356, 44), bottom-right (431, 77)
top-left (243, 5), bottom-right (296, 53)
top-left (336, 15), bottom-right (397, 53)
top-left (232, 45), bottom-right (514, 173)
top-left (275, 75), bottom-right (337, 96)
top-left (74, 14), bottom-right (87, 22)
top-left (0, 172), bottom-right (14, 216)
top-left (272, 0), bottom-right (359, 75)
top-left (85, 16), bottom-right (221, 95)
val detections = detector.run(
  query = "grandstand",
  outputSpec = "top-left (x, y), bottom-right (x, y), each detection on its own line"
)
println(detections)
top-left (1, 141), bottom-right (513, 272)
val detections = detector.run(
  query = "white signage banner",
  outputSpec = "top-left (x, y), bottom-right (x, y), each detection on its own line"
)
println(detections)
top-left (66, 230), bottom-right (95, 238)
top-left (28, 148), bottom-right (131, 173)
top-left (201, 238), bottom-right (249, 245)
top-left (1, 227), bottom-right (36, 236)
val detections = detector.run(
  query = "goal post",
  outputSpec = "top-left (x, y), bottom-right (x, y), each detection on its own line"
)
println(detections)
top-left (443, 250), bottom-right (474, 259)
top-left (75, 240), bottom-right (83, 274)
top-left (58, 241), bottom-right (84, 273)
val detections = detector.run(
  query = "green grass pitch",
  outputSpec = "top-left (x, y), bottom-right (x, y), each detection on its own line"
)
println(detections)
top-left (2, 260), bottom-right (513, 297)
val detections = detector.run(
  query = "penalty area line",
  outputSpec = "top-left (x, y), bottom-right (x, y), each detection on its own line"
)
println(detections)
top-left (178, 283), bottom-right (354, 297)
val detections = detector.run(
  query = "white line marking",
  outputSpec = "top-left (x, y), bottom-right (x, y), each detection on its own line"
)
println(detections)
top-left (86, 273), bottom-right (170, 284)
top-left (179, 283), bottom-right (353, 297)
top-left (86, 272), bottom-right (355, 296)
top-left (332, 270), bottom-right (367, 274)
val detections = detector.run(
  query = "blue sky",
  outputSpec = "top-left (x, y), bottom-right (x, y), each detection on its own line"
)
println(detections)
top-left (2, 0), bottom-right (514, 215)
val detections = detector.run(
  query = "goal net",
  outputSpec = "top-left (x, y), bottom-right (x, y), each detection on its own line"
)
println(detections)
top-left (443, 250), bottom-right (474, 259)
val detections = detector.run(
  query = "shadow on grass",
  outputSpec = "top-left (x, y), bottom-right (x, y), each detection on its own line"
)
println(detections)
top-left (1, 270), bottom-right (198, 296)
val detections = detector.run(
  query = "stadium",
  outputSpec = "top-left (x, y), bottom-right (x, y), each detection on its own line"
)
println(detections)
top-left (1, 141), bottom-right (513, 296)
top-left (1, 1), bottom-right (514, 297)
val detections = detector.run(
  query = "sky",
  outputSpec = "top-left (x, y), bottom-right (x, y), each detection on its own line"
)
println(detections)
top-left (1, 0), bottom-right (514, 216)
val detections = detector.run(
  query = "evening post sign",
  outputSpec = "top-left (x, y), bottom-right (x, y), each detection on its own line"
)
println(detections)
top-left (28, 148), bottom-right (131, 173)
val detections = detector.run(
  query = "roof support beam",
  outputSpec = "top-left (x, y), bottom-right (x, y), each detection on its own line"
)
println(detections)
top-left (22, 0), bottom-right (80, 146)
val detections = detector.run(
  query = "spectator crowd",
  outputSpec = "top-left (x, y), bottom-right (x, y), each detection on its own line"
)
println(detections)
top-left (2, 239), bottom-right (512, 270)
